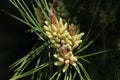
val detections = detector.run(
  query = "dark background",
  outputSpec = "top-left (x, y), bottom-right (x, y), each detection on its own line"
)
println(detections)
top-left (0, 0), bottom-right (120, 80)
top-left (0, 1), bottom-right (37, 80)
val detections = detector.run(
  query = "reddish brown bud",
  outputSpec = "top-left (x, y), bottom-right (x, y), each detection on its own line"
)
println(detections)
top-left (49, 9), bottom-right (59, 27)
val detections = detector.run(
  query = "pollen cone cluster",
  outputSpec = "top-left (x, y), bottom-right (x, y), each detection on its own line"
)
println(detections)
top-left (54, 51), bottom-right (77, 72)
top-left (43, 10), bottom-right (84, 72)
